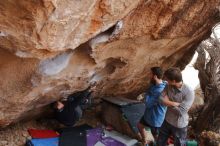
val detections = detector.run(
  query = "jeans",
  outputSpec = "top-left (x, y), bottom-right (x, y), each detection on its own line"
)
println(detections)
top-left (157, 120), bottom-right (187, 146)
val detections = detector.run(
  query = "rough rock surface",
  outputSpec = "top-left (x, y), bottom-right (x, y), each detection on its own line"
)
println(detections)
top-left (0, 0), bottom-right (219, 127)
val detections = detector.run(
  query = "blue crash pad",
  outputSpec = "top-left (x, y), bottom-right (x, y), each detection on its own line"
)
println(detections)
top-left (26, 137), bottom-right (59, 146)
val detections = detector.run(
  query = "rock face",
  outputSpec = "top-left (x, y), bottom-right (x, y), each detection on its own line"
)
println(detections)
top-left (0, 0), bottom-right (219, 127)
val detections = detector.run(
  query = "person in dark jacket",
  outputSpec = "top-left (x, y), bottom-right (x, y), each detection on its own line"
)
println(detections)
top-left (54, 84), bottom-right (96, 127)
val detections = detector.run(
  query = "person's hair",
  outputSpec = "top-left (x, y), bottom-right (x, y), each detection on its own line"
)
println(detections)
top-left (151, 67), bottom-right (163, 79)
top-left (164, 67), bottom-right (182, 82)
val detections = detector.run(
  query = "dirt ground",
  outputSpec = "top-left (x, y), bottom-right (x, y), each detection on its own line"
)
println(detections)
top-left (0, 118), bottom-right (60, 146)
top-left (0, 105), bottom-right (102, 146)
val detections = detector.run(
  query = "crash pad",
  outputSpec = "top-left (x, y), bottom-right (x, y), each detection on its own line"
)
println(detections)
top-left (120, 103), bottom-right (145, 133)
top-left (26, 137), bottom-right (59, 146)
top-left (28, 129), bottom-right (59, 139)
top-left (87, 127), bottom-right (126, 146)
top-left (58, 124), bottom-right (92, 146)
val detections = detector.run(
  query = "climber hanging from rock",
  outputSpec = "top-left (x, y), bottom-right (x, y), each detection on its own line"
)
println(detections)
top-left (53, 83), bottom-right (97, 127)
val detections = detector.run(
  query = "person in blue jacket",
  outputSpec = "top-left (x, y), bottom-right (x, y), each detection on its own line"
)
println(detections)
top-left (137, 67), bottom-right (167, 145)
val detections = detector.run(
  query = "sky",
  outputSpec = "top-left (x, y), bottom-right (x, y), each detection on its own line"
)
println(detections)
top-left (182, 23), bottom-right (220, 90)
top-left (182, 52), bottom-right (199, 89)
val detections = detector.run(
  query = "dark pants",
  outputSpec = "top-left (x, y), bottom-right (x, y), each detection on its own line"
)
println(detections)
top-left (55, 105), bottom-right (82, 127)
top-left (139, 116), bottom-right (159, 138)
top-left (157, 120), bottom-right (187, 146)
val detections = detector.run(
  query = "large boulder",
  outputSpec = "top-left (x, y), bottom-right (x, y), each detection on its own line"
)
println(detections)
top-left (0, 0), bottom-right (219, 127)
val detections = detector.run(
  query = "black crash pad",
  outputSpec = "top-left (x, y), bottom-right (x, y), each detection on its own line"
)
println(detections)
top-left (102, 97), bottom-right (145, 133)
top-left (58, 124), bottom-right (92, 146)
top-left (121, 103), bottom-right (145, 133)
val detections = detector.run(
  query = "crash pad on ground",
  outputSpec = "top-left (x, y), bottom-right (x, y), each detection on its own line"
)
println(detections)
top-left (26, 137), bottom-right (59, 146)
top-left (28, 129), bottom-right (59, 139)
top-left (58, 124), bottom-right (92, 146)
top-left (87, 127), bottom-right (126, 146)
